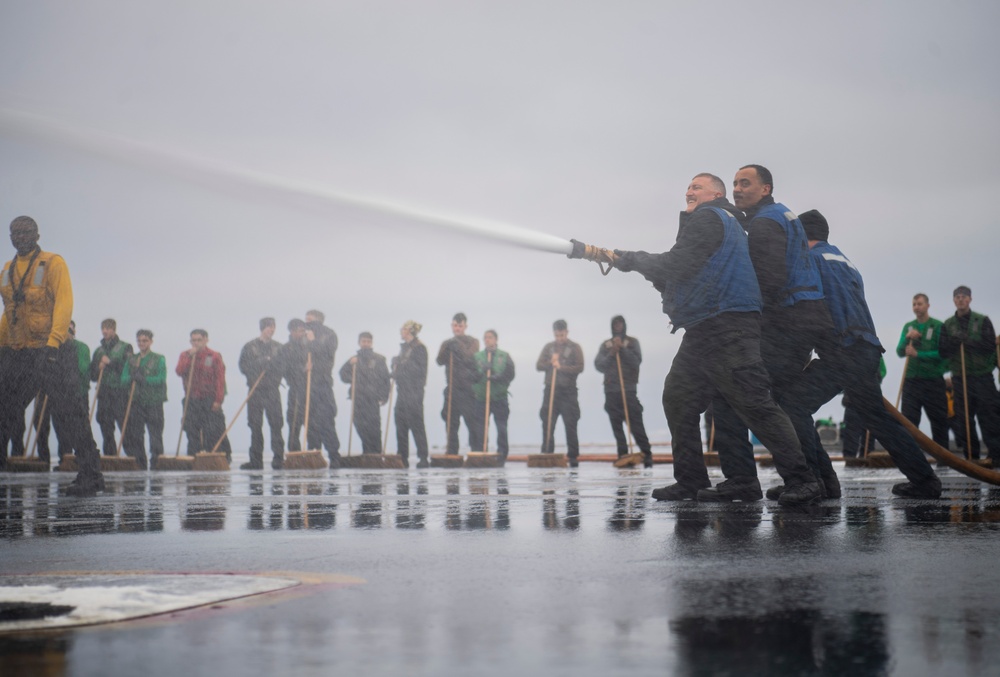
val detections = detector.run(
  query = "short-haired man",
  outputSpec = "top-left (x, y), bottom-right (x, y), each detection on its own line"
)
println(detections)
top-left (573, 173), bottom-right (822, 504)
top-left (393, 320), bottom-right (429, 468)
top-left (89, 318), bottom-right (134, 456)
top-left (778, 210), bottom-right (941, 498)
top-left (304, 309), bottom-right (341, 466)
top-left (0, 216), bottom-right (103, 494)
top-left (474, 329), bottom-right (516, 464)
top-left (121, 329), bottom-right (167, 469)
top-left (896, 293), bottom-right (950, 450)
top-left (176, 329), bottom-right (229, 458)
top-left (282, 318), bottom-right (308, 451)
top-left (536, 319), bottom-right (585, 467)
top-left (239, 317), bottom-right (285, 470)
top-left (340, 332), bottom-right (390, 454)
top-left (436, 312), bottom-right (483, 454)
top-left (939, 286), bottom-right (1000, 465)
top-left (594, 315), bottom-right (652, 468)
top-left (702, 164), bottom-right (837, 501)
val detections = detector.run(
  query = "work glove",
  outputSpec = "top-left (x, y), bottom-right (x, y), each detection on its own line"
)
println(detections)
top-left (567, 239), bottom-right (587, 259)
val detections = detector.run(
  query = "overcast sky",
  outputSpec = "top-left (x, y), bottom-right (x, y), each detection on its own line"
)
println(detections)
top-left (2, 1), bottom-right (998, 457)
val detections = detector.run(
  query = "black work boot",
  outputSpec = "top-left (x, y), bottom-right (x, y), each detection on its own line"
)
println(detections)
top-left (642, 451), bottom-right (653, 469)
top-left (651, 483), bottom-right (706, 501)
top-left (891, 477), bottom-right (942, 499)
top-left (765, 484), bottom-right (785, 500)
top-left (66, 473), bottom-right (105, 497)
top-left (697, 476), bottom-right (763, 502)
top-left (777, 481), bottom-right (823, 506)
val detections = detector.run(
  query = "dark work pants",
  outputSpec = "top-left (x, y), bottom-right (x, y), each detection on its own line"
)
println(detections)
top-left (442, 386), bottom-right (483, 454)
top-left (901, 377), bottom-right (951, 450)
top-left (247, 387), bottom-right (284, 468)
top-left (184, 398), bottom-right (228, 457)
top-left (306, 385), bottom-right (340, 460)
top-left (779, 341), bottom-right (938, 486)
top-left (604, 389), bottom-right (651, 455)
top-left (663, 315), bottom-right (813, 489)
top-left (395, 394), bottom-right (428, 462)
top-left (287, 390), bottom-right (305, 451)
top-left (123, 401), bottom-right (164, 469)
top-left (0, 346), bottom-right (101, 478)
top-left (481, 397), bottom-right (510, 457)
top-left (351, 397), bottom-right (383, 454)
top-left (96, 387), bottom-right (127, 456)
top-left (952, 374), bottom-right (1000, 462)
top-left (540, 387), bottom-right (580, 459)
top-left (841, 402), bottom-right (876, 457)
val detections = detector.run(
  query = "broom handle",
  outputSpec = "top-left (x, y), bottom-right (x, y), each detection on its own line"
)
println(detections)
top-left (175, 354), bottom-right (196, 456)
top-left (209, 370), bottom-right (266, 454)
top-left (863, 429), bottom-right (871, 458)
top-left (961, 343), bottom-right (972, 461)
top-left (545, 364), bottom-right (558, 452)
top-left (347, 361), bottom-right (356, 455)
top-left (303, 353), bottom-right (313, 451)
top-left (482, 354), bottom-right (492, 453)
top-left (895, 354), bottom-right (909, 410)
top-left (89, 362), bottom-right (105, 422)
top-left (708, 418), bottom-right (715, 453)
top-left (23, 392), bottom-right (40, 454)
top-left (28, 395), bottom-right (49, 460)
top-left (115, 381), bottom-right (137, 457)
top-left (446, 352), bottom-right (454, 445)
top-left (616, 351), bottom-right (633, 455)
top-left (382, 378), bottom-right (394, 454)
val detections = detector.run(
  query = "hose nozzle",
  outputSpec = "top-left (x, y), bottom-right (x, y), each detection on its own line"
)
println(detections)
top-left (568, 239), bottom-right (617, 275)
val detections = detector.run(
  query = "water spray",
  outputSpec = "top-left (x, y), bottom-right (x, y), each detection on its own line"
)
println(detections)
top-left (0, 106), bottom-right (584, 258)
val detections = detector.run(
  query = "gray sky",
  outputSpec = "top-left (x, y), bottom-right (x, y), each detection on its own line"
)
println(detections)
top-left (2, 1), bottom-right (999, 454)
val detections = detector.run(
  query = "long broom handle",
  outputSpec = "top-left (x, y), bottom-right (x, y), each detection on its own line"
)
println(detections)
top-left (895, 354), bottom-right (910, 409)
top-left (209, 370), bottom-right (266, 455)
top-left (446, 352), bottom-right (454, 443)
top-left (23, 391), bottom-right (40, 454)
top-left (115, 381), bottom-right (137, 457)
top-left (482, 355), bottom-right (492, 453)
top-left (615, 351), bottom-right (633, 455)
top-left (708, 418), bottom-right (716, 453)
top-left (347, 361), bottom-right (357, 455)
top-left (303, 353), bottom-right (313, 451)
top-left (961, 343), bottom-right (972, 461)
top-left (89, 362), bottom-right (105, 422)
top-left (545, 364), bottom-right (558, 452)
top-left (28, 395), bottom-right (49, 460)
top-left (382, 378), bottom-right (394, 454)
top-left (175, 355), bottom-right (196, 456)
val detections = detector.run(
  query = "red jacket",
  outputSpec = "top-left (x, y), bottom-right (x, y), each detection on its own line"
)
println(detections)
top-left (176, 347), bottom-right (226, 404)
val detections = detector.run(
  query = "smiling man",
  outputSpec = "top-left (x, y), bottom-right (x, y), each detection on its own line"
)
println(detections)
top-left (572, 174), bottom-right (821, 505)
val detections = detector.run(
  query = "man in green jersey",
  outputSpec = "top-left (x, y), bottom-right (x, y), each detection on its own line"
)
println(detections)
top-left (896, 293), bottom-right (950, 450)
top-left (121, 329), bottom-right (167, 469)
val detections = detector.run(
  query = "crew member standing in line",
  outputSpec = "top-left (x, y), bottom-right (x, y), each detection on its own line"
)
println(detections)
top-left (239, 317), bottom-right (285, 470)
top-left (0, 216), bottom-right (103, 494)
top-left (777, 210), bottom-right (942, 498)
top-left (393, 320), bottom-right (429, 468)
top-left (474, 329), bottom-right (515, 464)
top-left (340, 332), bottom-right (390, 454)
top-left (121, 328), bottom-right (166, 469)
top-left (436, 312), bottom-right (482, 454)
top-left (175, 329), bottom-right (229, 458)
top-left (304, 309), bottom-right (341, 466)
top-left (90, 318), bottom-right (134, 456)
top-left (35, 319), bottom-right (90, 465)
top-left (536, 319), bottom-right (584, 467)
top-left (896, 293), bottom-right (950, 450)
top-left (939, 286), bottom-right (1000, 465)
top-left (281, 318), bottom-right (308, 451)
top-left (569, 173), bottom-right (822, 505)
top-left (703, 164), bottom-right (837, 501)
top-left (595, 315), bottom-right (653, 468)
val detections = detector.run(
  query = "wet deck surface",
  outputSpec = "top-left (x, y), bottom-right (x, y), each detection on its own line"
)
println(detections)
top-left (2, 463), bottom-right (1000, 676)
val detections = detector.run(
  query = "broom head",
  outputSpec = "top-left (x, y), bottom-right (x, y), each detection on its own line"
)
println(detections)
top-left (341, 454), bottom-right (405, 469)
top-left (430, 454), bottom-right (465, 468)
top-left (465, 452), bottom-right (501, 468)
top-left (527, 453), bottom-right (567, 468)
top-left (613, 452), bottom-right (644, 468)
top-left (844, 456), bottom-right (868, 468)
top-left (864, 451), bottom-right (896, 468)
top-left (56, 456), bottom-right (79, 472)
top-left (283, 450), bottom-right (328, 470)
top-left (6, 457), bottom-right (50, 473)
top-left (100, 456), bottom-right (140, 472)
top-left (193, 451), bottom-right (230, 471)
top-left (703, 451), bottom-right (721, 467)
top-left (756, 454), bottom-right (775, 467)
top-left (154, 455), bottom-right (195, 471)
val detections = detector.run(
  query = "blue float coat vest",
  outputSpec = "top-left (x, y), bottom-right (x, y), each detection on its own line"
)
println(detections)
top-left (753, 202), bottom-right (824, 307)
top-left (809, 241), bottom-right (882, 349)
top-left (663, 206), bottom-right (762, 330)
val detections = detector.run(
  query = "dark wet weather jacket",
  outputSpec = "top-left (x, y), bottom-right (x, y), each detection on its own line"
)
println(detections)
top-left (614, 199), bottom-right (761, 332)
top-left (239, 337), bottom-right (284, 391)
top-left (91, 335), bottom-right (134, 391)
top-left (393, 339), bottom-right (428, 404)
top-left (594, 316), bottom-right (641, 393)
top-left (808, 241), bottom-right (882, 350)
top-left (340, 349), bottom-right (391, 403)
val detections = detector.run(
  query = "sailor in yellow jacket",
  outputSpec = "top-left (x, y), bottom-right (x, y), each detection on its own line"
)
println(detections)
top-left (0, 216), bottom-right (104, 495)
